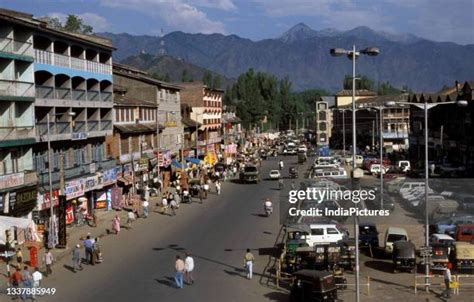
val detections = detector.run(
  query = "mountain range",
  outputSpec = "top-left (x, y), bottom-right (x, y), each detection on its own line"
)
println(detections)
top-left (99, 23), bottom-right (474, 92)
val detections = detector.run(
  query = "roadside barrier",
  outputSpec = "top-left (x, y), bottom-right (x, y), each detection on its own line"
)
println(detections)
top-left (414, 274), bottom-right (445, 294)
top-left (337, 276), bottom-right (371, 296)
top-left (455, 274), bottom-right (474, 295)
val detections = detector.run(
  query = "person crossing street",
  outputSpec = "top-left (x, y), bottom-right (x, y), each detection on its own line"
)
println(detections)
top-left (243, 248), bottom-right (255, 280)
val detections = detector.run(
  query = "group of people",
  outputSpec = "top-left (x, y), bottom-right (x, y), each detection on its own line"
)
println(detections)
top-left (174, 252), bottom-right (195, 288)
top-left (72, 234), bottom-right (103, 272)
top-left (10, 266), bottom-right (43, 300)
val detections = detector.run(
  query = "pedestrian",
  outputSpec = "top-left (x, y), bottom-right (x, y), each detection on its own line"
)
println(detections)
top-left (430, 163), bottom-right (436, 175)
top-left (243, 248), bottom-right (254, 280)
top-left (32, 267), bottom-right (43, 299)
top-left (185, 252), bottom-right (195, 285)
top-left (175, 255), bottom-right (185, 289)
top-left (93, 237), bottom-right (103, 263)
top-left (161, 196), bottom-right (169, 215)
top-left (444, 265), bottom-right (452, 298)
top-left (143, 199), bottom-right (149, 218)
top-left (199, 187), bottom-right (204, 204)
top-left (112, 215), bottom-right (121, 234)
top-left (170, 198), bottom-right (178, 216)
top-left (83, 235), bottom-right (94, 265)
top-left (215, 180), bottom-right (221, 195)
top-left (21, 266), bottom-right (32, 300)
top-left (43, 249), bottom-right (54, 276)
top-left (127, 210), bottom-right (136, 227)
top-left (72, 244), bottom-right (83, 272)
top-left (16, 248), bottom-right (23, 265)
top-left (203, 183), bottom-right (209, 199)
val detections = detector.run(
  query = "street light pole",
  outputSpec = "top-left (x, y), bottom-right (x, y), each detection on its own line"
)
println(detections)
top-left (379, 107), bottom-right (384, 210)
top-left (46, 113), bottom-right (55, 249)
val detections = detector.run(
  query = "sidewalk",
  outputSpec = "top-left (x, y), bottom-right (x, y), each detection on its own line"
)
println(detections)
top-left (0, 199), bottom-right (160, 288)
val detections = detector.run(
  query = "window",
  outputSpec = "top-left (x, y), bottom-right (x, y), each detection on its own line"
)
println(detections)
top-left (327, 228), bottom-right (339, 235)
top-left (311, 228), bottom-right (324, 235)
top-left (319, 103), bottom-right (327, 110)
top-left (318, 111), bottom-right (327, 121)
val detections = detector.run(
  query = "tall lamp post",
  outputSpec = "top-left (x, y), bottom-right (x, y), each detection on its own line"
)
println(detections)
top-left (46, 111), bottom-right (76, 249)
top-left (194, 112), bottom-right (203, 158)
top-left (330, 45), bottom-right (379, 302)
top-left (386, 98), bottom-right (467, 291)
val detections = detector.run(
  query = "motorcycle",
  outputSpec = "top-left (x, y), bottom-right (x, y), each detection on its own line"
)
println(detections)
top-left (278, 179), bottom-right (284, 190)
top-left (264, 204), bottom-right (273, 217)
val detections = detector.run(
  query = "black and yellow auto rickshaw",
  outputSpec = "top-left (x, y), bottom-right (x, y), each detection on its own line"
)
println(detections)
top-left (431, 244), bottom-right (450, 272)
top-left (290, 270), bottom-right (338, 302)
top-left (298, 152), bottom-right (307, 164)
top-left (339, 239), bottom-right (356, 271)
top-left (289, 167), bottom-right (298, 178)
top-left (392, 240), bottom-right (416, 273)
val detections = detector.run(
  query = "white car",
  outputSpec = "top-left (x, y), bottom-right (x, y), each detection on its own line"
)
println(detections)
top-left (269, 170), bottom-right (281, 180)
top-left (298, 145), bottom-right (308, 153)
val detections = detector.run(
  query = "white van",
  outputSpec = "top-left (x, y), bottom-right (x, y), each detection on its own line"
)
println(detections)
top-left (306, 224), bottom-right (346, 246)
top-left (384, 227), bottom-right (409, 253)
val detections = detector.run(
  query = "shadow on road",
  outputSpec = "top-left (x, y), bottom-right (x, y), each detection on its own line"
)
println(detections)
top-left (263, 291), bottom-right (289, 301)
top-left (155, 277), bottom-right (176, 288)
top-left (252, 213), bottom-right (269, 218)
top-left (63, 264), bottom-right (75, 272)
top-left (364, 260), bottom-right (394, 274)
top-left (223, 268), bottom-right (246, 279)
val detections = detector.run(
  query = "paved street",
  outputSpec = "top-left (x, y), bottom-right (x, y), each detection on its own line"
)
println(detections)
top-left (39, 157), bottom-right (291, 302)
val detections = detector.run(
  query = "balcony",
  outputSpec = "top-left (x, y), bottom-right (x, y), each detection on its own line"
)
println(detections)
top-left (74, 121), bottom-right (86, 132)
top-left (101, 120), bottom-right (112, 131)
top-left (0, 80), bottom-right (34, 98)
top-left (383, 131), bottom-right (409, 139)
top-left (88, 120), bottom-right (99, 132)
top-left (34, 49), bottom-right (112, 75)
top-left (36, 85), bottom-right (112, 103)
top-left (0, 37), bottom-right (33, 57)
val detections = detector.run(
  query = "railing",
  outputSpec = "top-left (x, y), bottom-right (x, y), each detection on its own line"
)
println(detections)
top-left (101, 120), bottom-right (112, 131)
top-left (88, 120), bottom-right (99, 132)
top-left (34, 49), bottom-right (112, 75)
top-left (0, 80), bottom-right (34, 97)
top-left (101, 91), bottom-right (112, 102)
top-left (36, 85), bottom-right (54, 99)
top-left (73, 121), bottom-right (85, 132)
top-left (87, 90), bottom-right (99, 101)
top-left (72, 89), bottom-right (86, 101)
top-left (0, 37), bottom-right (33, 57)
top-left (55, 87), bottom-right (71, 100)
top-left (36, 123), bottom-right (53, 136)
top-left (56, 122), bottom-right (71, 134)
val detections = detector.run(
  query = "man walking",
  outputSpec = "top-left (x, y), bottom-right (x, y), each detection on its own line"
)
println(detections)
top-left (161, 196), bottom-right (169, 215)
top-left (243, 248), bottom-right (255, 280)
top-left (143, 199), bottom-right (149, 218)
top-left (174, 255), bottom-right (185, 289)
top-left (170, 198), bottom-right (178, 216)
top-left (72, 244), bottom-right (83, 272)
top-left (83, 235), bottom-right (94, 265)
top-left (20, 266), bottom-right (32, 300)
top-left (444, 265), bottom-right (452, 298)
top-left (215, 180), bottom-right (221, 195)
top-left (185, 252), bottom-right (195, 285)
top-left (32, 267), bottom-right (43, 299)
top-left (43, 249), bottom-right (54, 276)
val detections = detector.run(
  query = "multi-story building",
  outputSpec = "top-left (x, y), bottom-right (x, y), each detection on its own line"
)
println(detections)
top-left (26, 14), bottom-right (118, 228)
top-left (335, 89), bottom-right (376, 107)
top-left (0, 9), bottom-right (38, 217)
top-left (331, 94), bottom-right (410, 153)
top-left (315, 97), bottom-right (334, 146)
top-left (109, 65), bottom-right (163, 197)
top-left (112, 63), bottom-right (183, 183)
top-left (180, 82), bottom-right (223, 160)
top-left (408, 81), bottom-right (474, 174)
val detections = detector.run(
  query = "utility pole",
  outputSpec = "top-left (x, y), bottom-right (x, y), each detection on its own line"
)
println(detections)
top-left (372, 120), bottom-right (375, 151)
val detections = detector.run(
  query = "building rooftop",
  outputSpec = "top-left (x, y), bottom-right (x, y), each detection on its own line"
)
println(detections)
top-left (114, 95), bottom-right (157, 107)
top-left (336, 89), bottom-right (377, 97)
top-left (113, 63), bottom-right (182, 90)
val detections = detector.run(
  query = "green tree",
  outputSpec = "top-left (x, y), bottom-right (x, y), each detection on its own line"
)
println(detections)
top-left (202, 71), bottom-right (212, 87)
top-left (377, 81), bottom-right (402, 95)
top-left (42, 14), bottom-right (93, 34)
top-left (212, 75), bottom-right (222, 89)
top-left (181, 69), bottom-right (193, 82)
top-left (343, 74), bottom-right (374, 90)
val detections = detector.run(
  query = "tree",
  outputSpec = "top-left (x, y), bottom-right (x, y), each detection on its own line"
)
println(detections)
top-left (212, 75), bottom-right (222, 89)
top-left (377, 81), bottom-right (402, 95)
top-left (202, 71), bottom-right (212, 87)
top-left (343, 74), bottom-right (374, 90)
top-left (42, 14), bottom-right (93, 34)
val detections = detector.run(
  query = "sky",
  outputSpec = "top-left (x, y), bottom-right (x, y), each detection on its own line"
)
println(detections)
top-left (1, 0), bottom-right (473, 44)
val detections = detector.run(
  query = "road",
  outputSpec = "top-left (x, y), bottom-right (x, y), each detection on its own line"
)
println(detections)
top-left (40, 156), bottom-right (299, 302)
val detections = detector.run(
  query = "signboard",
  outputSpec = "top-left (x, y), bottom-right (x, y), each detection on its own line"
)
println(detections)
top-left (65, 179), bottom-right (85, 200)
top-left (0, 173), bottom-right (24, 190)
top-left (135, 158), bottom-right (149, 171)
top-left (71, 132), bottom-right (88, 140)
top-left (95, 191), bottom-right (107, 209)
top-left (164, 121), bottom-right (177, 127)
top-left (101, 168), bottom-right (118, 186)
top-left (85, 175), bottom-right (99, 191)
top-left (37, 189), bottom-right (60, 210)
top-left (66, 204), bottom-right (74, 225)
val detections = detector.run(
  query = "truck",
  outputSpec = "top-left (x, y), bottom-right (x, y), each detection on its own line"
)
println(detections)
top-left (239, 165), bottom-right (260, 183)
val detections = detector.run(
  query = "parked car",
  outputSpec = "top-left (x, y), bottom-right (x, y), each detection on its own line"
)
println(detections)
top-left (384, 227), bottom-right (409, 254)
top-left (396, 160), bottom-right (411, 172)
top-left (429, 233), bottom-right (455, 246)
top-left (430, 244), bottom-right (450, 272)
top-left (306, 224), bottom-right (346, 246)
top-left (430, 215), bottom-right (474, 237)
top-left (269, 170), bottom-right (281, 180)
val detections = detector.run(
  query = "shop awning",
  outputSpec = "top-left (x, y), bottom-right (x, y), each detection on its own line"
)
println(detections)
top-left (171, 160), bottom-right (183, 169)
top-left (0, 216), bottom-right (32, 245)
top-left (185, 157), bottom-right (202, 165)
top-left (117, 175), bottom-right (133, 186)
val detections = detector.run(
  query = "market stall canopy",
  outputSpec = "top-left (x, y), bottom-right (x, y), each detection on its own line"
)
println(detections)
top-left (0, 216), bottom-right (32, 245)
top-left (185, 157), bottom-right (202, 165)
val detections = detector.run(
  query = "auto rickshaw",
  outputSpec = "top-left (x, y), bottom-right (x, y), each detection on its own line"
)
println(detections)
top-left (290, 270), bottom-right (338, 302)
top-left (289, 167), bottom-right (298, 178)
top-left (285, 224), bottom-right (311, 254)
top-left (430, 244), bottom-right (450, 272)
top-left (298, 152), bottom-right (307, 164)
top-left (339, 239), bottom-right (356, 270)
top-left (392, 240), bottom-right (416, 273)
top-left (451, 242), bottom-right (474, 272)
